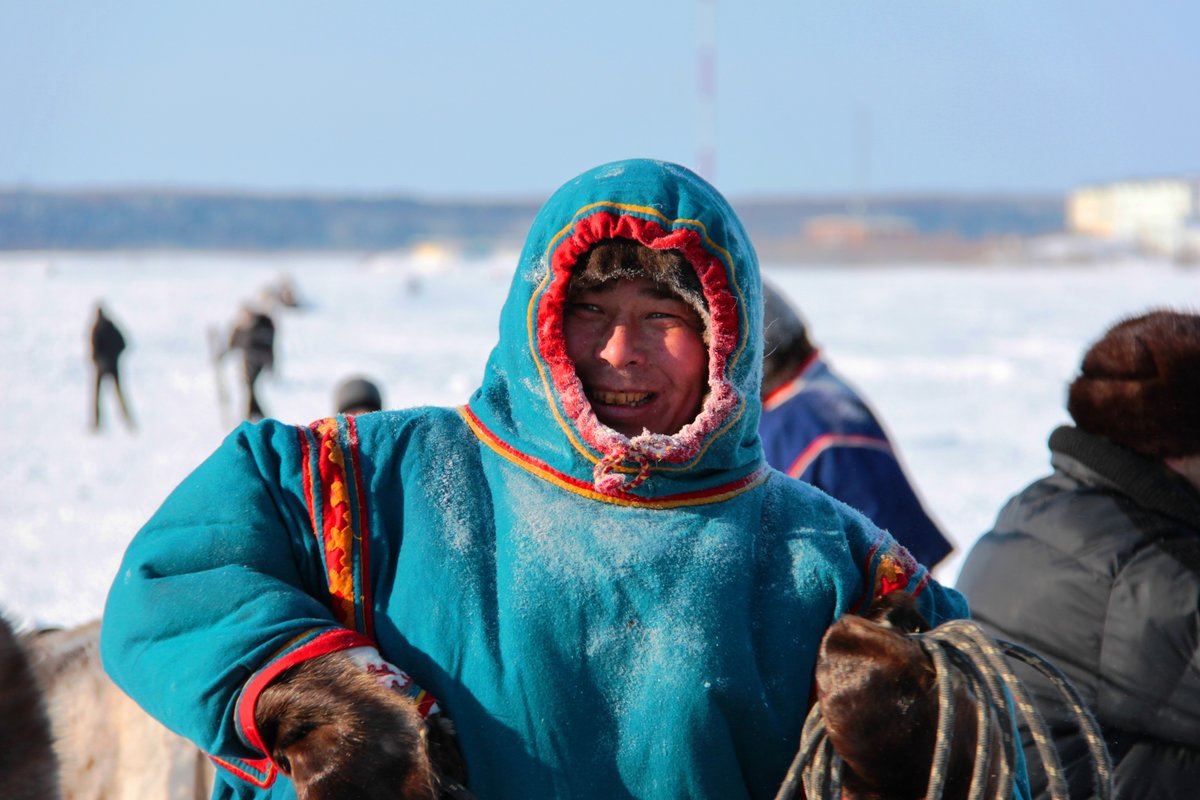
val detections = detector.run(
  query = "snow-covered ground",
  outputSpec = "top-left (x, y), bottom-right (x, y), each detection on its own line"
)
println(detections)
top-left (2, 250), bottom-right (1195, 631)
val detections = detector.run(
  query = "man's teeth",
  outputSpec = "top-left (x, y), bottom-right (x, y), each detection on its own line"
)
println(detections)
top-left (595, 390), bottom-right (651, 407)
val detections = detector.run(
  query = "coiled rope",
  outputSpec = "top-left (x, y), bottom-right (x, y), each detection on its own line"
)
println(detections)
top-left (774, 618), bottom-right (1114, 800)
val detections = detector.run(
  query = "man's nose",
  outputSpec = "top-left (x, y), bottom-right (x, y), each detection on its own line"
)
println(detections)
top-left (597, 323), bottom-right (644, 367)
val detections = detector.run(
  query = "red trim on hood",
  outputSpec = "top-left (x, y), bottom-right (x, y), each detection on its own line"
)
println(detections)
top-left (536, 211), bottom-right (740, 463)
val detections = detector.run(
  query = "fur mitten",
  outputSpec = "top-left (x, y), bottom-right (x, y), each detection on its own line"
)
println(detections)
top-left (254, 647), bottom-right (468, 800)
top-left (814, 591), bottom-right (998, 800)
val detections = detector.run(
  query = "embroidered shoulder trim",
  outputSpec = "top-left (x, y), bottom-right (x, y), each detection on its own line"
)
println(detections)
top-left (297, 417), bottom-right (374, 636)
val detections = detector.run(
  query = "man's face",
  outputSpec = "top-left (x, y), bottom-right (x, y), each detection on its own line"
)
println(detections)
top-left (564, 276), bottom-right (708, 437)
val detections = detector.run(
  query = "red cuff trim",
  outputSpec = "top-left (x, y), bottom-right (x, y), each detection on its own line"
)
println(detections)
top-left (209, 754), bottom-right (277, 789)
top-left (237, 628), bottom-right (374, 759)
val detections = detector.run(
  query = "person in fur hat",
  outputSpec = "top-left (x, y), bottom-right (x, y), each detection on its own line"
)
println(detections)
top-left (957, 309), bottom-right (1200, 799)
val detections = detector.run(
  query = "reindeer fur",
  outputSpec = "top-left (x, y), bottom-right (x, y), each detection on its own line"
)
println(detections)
top-left (255, 650), bottom-right (467, 800)
top-left (815, 592), bottom-right (1001, 800)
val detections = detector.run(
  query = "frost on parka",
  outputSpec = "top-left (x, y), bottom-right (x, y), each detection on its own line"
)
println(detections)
top-left (100, 159), bottom-right (968, 800)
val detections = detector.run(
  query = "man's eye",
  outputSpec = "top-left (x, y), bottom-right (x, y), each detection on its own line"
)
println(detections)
top-left (567, 301), bottom-right (602, 314)
top-left (649, 306), bottom-right (695, 322)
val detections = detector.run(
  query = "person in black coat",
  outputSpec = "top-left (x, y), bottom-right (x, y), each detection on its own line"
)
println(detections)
top-left (957, 309), bottom-right (1200, 799)
top-left (89, 302), bottom-right (134, 431)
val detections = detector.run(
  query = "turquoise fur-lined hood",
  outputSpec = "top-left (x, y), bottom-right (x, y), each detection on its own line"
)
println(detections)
top-left (465, 159), bottom-right (767, 502)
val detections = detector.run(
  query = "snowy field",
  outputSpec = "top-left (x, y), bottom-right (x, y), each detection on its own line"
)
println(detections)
top-left (2, 250), bottom-right (1196, 631)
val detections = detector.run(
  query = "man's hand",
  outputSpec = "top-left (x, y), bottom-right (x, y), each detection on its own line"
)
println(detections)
top-left (254, 650), bottom-right (468, 800)
top-left (814, 592), bottom-right (999, 800)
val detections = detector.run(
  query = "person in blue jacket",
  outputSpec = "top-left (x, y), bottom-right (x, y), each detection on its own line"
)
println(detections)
top-left (759, 281), bottom-right (953, 569)
top-left (101, 159), bottom-right (976, 799)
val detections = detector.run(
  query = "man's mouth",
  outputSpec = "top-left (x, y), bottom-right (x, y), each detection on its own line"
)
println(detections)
top-left (593, 390), bottom-right (653, 408)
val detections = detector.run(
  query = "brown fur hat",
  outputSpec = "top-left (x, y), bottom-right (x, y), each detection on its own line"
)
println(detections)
top-left (569, 238), bottom-right (708, 333)
top-left (1067, 309), bottom-right (1200, 458)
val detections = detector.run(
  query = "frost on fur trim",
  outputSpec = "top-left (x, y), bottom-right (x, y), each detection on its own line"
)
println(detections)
top-left (586, 377), bottom-right (740, 496)
top-left (536, 211), bottom-right (745, 483)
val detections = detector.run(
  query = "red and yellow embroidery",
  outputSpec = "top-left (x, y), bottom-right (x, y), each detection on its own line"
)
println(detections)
top-left (853, 538), bottom-right (928, 615)
top-left (874, 553), bottom-right (910, 597)
top-left (298, 417), bottom-right (372, 635)
top-left (459, 405), bottom-right (770, 508)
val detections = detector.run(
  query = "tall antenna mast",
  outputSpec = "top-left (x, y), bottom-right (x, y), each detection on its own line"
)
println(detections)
top-left (697, 0), bottom-right (716, 181)
top-left (854, 108), bottom-right (871, 223)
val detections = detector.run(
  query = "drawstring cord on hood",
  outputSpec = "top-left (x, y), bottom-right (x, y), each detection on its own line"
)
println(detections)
top-left (594, 445), bottom-right (653, 495)
top-left (591, 428), bottom-right (701, 495)
top-left (592, 431), bottom-right (692, 495)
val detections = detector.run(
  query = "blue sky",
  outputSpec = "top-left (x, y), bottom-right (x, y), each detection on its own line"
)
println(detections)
top-left (2, 1), bottom-right (1197, 199)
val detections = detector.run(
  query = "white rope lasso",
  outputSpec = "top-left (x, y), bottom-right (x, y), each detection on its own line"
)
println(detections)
top-left (775, 618), bottom-right (1114, 800)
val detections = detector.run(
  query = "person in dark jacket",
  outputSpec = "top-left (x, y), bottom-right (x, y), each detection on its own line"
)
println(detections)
top-left (957, 309), bottom-right (1200, 799)
top-left (225, 305), bottom-right (276, 422)
top-left (759, 281), bottom-right (952, 568)
top-left (89, 302), bottom-right (134, 431)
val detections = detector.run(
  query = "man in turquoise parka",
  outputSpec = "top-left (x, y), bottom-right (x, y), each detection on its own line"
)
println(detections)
top-left (101, 159), bottom-right (970, 799)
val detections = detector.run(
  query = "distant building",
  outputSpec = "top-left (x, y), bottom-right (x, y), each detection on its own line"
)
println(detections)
top-left (803, 214), bottom-right (914, 249)
top-left (1067, 177), bottom-right (1200, 258)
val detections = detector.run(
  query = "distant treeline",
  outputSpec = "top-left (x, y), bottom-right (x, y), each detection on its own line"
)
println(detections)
top-left (0, 188), bottom-right (1064, 257)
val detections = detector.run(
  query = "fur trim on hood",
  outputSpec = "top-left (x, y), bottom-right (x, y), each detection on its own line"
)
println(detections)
top-left (465, 159), bottom-right (767, 501)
